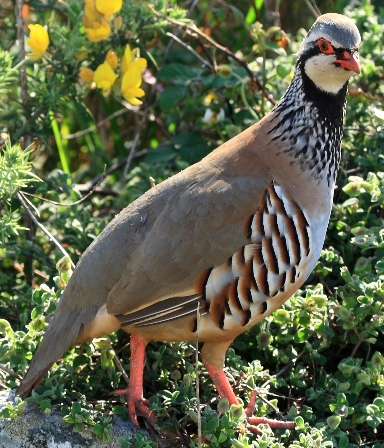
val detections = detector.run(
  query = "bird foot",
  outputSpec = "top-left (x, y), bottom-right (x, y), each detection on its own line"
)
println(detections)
top-left (109, 387), bottom-right (157, 427)
top-left (244, 390), bottom-right (296, 435)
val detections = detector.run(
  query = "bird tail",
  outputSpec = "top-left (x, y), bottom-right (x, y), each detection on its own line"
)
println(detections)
top-left (16, 309), bottom-right (89, 398)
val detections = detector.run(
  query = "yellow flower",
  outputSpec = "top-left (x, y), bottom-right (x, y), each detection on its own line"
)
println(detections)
top-left (121, 66), bottom-right (145, 105)
top-left (95, 0), bottom-right (122, 17)
top-left (79, 67), bottom-right (94, 86)
top-left (105, 50), bottom-right (118, 70)
top-left (120, 44), bottom-right (147, 74)
top-left (26, 24), bottom-right (49, 60)
top-left (84, 0), bottom-right (103, 22)
top-left (75, 46), bottom-right (88, 61)
top-left (93, 62), bottom-right (118, 95)
top-left (85, 17), bottom-right (111, 42)
top-left (204, 91), bottom-right (219, 106)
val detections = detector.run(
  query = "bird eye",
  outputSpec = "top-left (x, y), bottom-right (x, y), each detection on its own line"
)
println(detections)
top-left (317, 38), bottom-right (334, 54)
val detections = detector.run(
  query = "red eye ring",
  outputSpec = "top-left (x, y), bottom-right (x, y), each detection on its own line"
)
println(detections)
top-left (317, 38), bottom-right (334, 54)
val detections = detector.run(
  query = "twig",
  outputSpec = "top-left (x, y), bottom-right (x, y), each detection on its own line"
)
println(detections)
top-left (166, 32), bottom-right (213, 69)
top-left (24, 403), bottom-right (64, 415)
top-left (161, 0), bottom-right (200, 65)
top-left (0, 363), bottom-right (22, 380)
top-left (149, 176), bottom-right (156, 188)
top-left (121, 84), bottom-right (155, 183)
top-left (249, 389), bottom-right (287, 420)
top-left (21, 167), bottom-right (109, 206)
top-left (241, 349), bottom-right (305, 420)
top-left (112, 351), bottom-right (130, 385)
top-left (310, 0), bottom-right (322, 16)
top-left (151, 8), bottom-right (276, 106)
top-left (302, 0), bottom-right (321, 18)
top-left (74, 186), bottom-right (119, 196)
top-left (63, 108), bottom-right (131, 140)
top-left (75, 148), bottom-right (149, 192)
top-left (17, 192), bottom-right (75, 269)
top-left (195, 302), bottom-right (202, 448)
top-left (123, 115), bottom-right (145, 183)
top-left (259, 350), bottom-right (305, 389)
top-left (16, 0), bottom-right (30, 148)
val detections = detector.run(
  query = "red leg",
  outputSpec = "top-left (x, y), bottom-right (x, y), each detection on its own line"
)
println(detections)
top-left (110, 333), bottom-right (157, 426)
top-left (203, 358), bottom-right (295, 434)
top-left (204, 358), bottom-right (238, 406)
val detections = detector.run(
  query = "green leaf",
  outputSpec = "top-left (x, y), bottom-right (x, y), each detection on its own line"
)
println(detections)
top-left (374, 397), bottom-right (384, 410)
top-left (327, 415), bottom-right (341, 429)
top-left (295, 415), bottom-right (305, 428)
top-left (173, 131), bottom-right (212, 164)
top-left (217, 398), bottom-right (229, 414)
top-left (339, 434), bottom-right (349, 448)
top-left (294, 328), bottom-right (312, 343)
top-left (337, 382), bottom-right (350, 392)
top-left (0, 319), bottom-right (13, 338)
top-left (157, 63), bottom-right (196, 83)
top-left (315, 322), bottom-right (335, 337)
top-left (371, 352), bottom-right (384, 370)
top-left (274, 309), bottom-right (291, 323)
top-left (145, 146), bottom-right (177, 164)
top-left (31, 305), bottom-right (45, 320)
top-left (338, 306), bottom-right (351, 321)
top-left (245, 6), bottom-right (256, 25)
top-left (277, 64), bottom-right (291, 78)
top-left (357, 372), bottom-right (371, 385)
top-left (73, 354), bottom-right (89, 370)
top-left (229, 404), bottom-right (243, 421)
top-left (71, 402), bottom-right (82, 415)
top-left (158, 86), bottom-right (187, 111)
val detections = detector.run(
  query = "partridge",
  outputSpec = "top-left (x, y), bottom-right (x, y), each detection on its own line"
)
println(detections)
top-left (17, 13), bottom-right (361, 433)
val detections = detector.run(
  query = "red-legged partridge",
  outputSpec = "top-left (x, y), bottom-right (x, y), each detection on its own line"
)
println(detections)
top-left (17, 13), bottom-right (361, 433)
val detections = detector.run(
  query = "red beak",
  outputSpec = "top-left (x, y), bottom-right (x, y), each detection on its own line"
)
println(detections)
top-left (335, 50), bottom-right (360, 74)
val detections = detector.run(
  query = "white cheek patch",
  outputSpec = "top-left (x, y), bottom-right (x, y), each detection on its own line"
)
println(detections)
top-left (304, 53), bottom-right (354, 94)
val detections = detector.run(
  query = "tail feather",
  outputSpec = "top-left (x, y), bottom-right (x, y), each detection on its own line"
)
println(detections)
top-left (16, 308), bottom-right (95, 398)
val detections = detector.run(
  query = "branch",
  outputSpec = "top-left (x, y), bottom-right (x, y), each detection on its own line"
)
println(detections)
top-left (21, 167), bottom-right (110, 206)
top-left (17, 192), bottom-right (75, 269)
top-left (151, 8), bottom-right (277, 105)
top-left (0, 363), bottom-right (22, 380)
top-left (302, 0), bottom-right (321, 18)
top-left (166, 32), bottom-right (213, 69)
top-left (16, 0), bottom-right (31, 148)
top-left (63, 107), bottom-right (131, 140)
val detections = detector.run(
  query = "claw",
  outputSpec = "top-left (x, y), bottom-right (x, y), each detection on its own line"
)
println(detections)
top-left (244, 390), bottom-right (295, 432)
top-left (244, 389), bottom-right (258, 417)
top-left (110, 386), bottom-right (157, 426)
top-left (247, 416), bottom-right (296, 432)
top-left (109, 333), bottom-right (158, 426)
top-left (203, 359), bottom-right (295, 435)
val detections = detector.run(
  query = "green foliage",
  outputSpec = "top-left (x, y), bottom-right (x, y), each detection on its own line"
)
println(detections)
top-left (0, 141), bottom-right (40, 242)
top-left (118, 432), bottom-right (157, 448)
top-left (62, 398), bottom-right (113, 442)
top-left (0, 396), bottom-right (27, 419)
top-left (1, 0), bottom-right (384, 446)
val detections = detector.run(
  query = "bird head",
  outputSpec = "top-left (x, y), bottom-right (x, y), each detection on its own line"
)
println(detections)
top-left (300, 13), bottom-right (361, 94)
